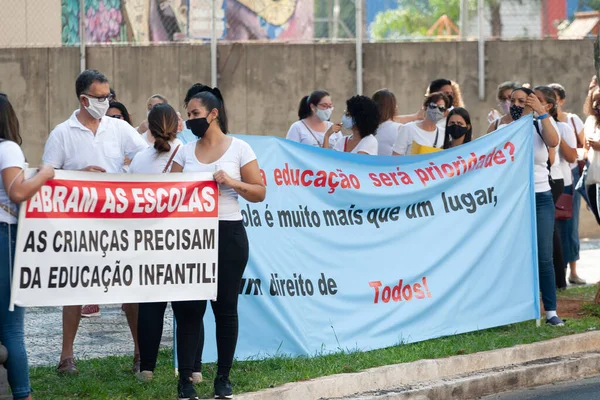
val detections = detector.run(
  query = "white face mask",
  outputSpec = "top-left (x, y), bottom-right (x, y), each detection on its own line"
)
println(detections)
top-left (83, 96), bottom-right (109, 119)
top-left (500, 100), bottom-right (511, 115)
top-left (341, 114), bottom-right (354, 129)
top-left (314, 107), bottom-right (333, 122)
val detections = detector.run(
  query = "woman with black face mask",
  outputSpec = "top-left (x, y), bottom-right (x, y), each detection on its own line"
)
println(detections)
top-left (491, 87), bottom-right (564, 326)
top-left (443, 107), bottom-right (472, 149)
top-left (171, 89), bottom-right (266, 400)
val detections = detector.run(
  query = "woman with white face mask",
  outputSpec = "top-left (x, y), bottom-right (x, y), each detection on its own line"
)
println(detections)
top-left (487, 81), bottom-right (521, 132)
top-left (392, 92), bottom-right (450, 156)
top-left (286, 90), bottom-right (343, 148)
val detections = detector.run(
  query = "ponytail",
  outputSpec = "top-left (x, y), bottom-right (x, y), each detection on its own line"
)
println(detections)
top-left (298, 90), bottom-right (330, 120)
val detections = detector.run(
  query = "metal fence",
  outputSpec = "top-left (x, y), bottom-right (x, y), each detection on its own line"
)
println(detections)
top-left (0, 0), bottom-right (596, 93)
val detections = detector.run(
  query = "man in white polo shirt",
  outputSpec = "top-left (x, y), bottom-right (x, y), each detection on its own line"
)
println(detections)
top-left (43, 69), bottom-right (148, 376)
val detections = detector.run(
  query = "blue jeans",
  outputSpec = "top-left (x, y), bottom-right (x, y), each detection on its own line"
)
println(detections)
top-left (556, 167), bottom-right (581, 264)
top-left (0, 223), bottom-right (30, 400)
top-left (535, 191), bottom-right (557, 312)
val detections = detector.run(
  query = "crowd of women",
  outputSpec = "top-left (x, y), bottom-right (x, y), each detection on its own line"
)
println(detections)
top-left (285, 77), bottom-right (598, 330)
top-left (1, 70), bottom-right (599, 400)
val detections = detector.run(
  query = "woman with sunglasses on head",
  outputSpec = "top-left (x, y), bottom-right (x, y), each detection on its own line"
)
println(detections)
top-left (1, 94), bottom-right (55, 400)
top-left (490, 86), bottom-right (563, 326)
top-left (287, 90), bottom-right (343, 148)
top-left (324, 95), bottom-right (379, 155)
top-left (392, 92), bottom-right (449, 156)
top-left (443, 107), bottom-right (472, 149)
top-left (487, 81), bottom-right (521, 132)
top-left (171, 88), bottom-right (265, 400)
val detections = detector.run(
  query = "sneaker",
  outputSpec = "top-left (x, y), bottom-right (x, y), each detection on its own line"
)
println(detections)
top-left (136, 370), bottom-right (153, 383)
top-left (57, 358), bottom-right (79, 375)
top-left (214, 375), bottom-right (233, 399)
top-left (568, 276), bottom-right (586, 285)
top-left (546, 316), bottom-right (565, 326)
top-left (192, 371), bottom-right (203, 384)
top-left (81, 304), bottom-right (100, 318)
top-left (178, 378), bottom-right (199, 400)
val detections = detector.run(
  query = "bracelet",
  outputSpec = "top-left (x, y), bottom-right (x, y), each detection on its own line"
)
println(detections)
top-left (537, 113), bottom-right (549, 120)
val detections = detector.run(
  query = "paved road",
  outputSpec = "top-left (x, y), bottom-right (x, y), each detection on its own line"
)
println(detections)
top-left (480, 375), bottom-right (600, 399)
top-left (23, 239), bottom-right (600, 367)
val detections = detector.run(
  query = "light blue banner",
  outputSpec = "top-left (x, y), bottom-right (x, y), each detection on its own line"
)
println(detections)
top-left (198, 115), bottom-right (539, 362)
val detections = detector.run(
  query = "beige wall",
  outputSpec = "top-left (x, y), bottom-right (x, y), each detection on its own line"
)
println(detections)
top-left (1, 40), bottom-right (599, 238)
top-left (0, 0), bottom-right (62, 47)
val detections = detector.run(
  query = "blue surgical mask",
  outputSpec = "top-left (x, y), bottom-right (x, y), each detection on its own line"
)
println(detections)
top-left (315, 107), bottom-right (333, 122)
top-left (341, 114), bottom-right (354, 129)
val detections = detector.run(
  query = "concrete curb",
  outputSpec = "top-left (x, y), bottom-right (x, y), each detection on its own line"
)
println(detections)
top-left (234, 331), bottom-right (600, 400)
top-left (338, 352), bottom-right (600, 399)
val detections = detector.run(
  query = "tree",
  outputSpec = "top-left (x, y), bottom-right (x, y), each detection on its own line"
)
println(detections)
top-left (314, 0), bottom-right (356, 39)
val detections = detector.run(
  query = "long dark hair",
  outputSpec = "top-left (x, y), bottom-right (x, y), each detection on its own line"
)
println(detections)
top-left (534, 85), bottom-right (558, 120)
top-left (190, 88), bottom-right (228, 133)
top-left (346, 95), bottom-right (380, 138)
top-left (443, 107), bottom-right (472, 149)
top-left (0, 95), bottom-right (22, 145)
top-left (148, 104), bottom-right (179, 153)
top-left (298, 90), bottom-right (329, 120)
top-left (108, 101), bottom-right (132, 125)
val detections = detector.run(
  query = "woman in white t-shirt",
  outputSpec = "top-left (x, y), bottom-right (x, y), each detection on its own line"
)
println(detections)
top-left (0, 94), bottom-right (55, 400)
top-left (137, 94), bottom-right (168, 134)
top-left (551, 83), bottom-right (587, 285)
top-left (490, 86), bottom-right (563, 326)
top-left (372, 89), bottom-right (401, 156)
top-left (324, 95), bottom-right (379, 155)
top-left (286, 90), bottom-right (343, 148)
top-left (171, 89), bottom-right (265, 400)
top-left (392, 92), bottom-right (450, 156)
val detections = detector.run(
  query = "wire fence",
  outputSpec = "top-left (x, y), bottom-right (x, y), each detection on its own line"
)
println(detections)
top-left (0, 0), bottom-right (597, 47)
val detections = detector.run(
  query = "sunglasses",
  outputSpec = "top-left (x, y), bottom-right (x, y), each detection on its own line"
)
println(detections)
top-left (428, 103), bottom-right (446, 112)
top-left (107, 114), bottom-right (124, 119)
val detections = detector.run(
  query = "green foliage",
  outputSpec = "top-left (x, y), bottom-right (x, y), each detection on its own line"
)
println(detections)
top-left (314, 0), bottom-right (356, 39)
top-left (371, 0), bottom-right (462, 40)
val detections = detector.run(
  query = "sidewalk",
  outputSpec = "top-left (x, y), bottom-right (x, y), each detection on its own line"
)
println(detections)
top-left (25, 240), bottom-right (600, 367)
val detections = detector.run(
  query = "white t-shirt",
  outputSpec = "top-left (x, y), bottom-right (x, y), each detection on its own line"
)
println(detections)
top-left (333, 134), bottom-right (378, 155)
top-left (376, 120), bottom-right (401, 156)
top-left (128, 139), bottom-right (183, 174)
top-left (286, 120), bottom-right (342, 148)
top-left (556, 121), bottom-right (577, 186)
top-left (141, 131), bottom-right (154, 145)
top-left (43, 110), bottom-right (148, 173)
top-left (174, 137), bottom-right (257, 221)
top-left (567, 113), bottom-right (585, 169)
top-left (392, 122), bottom-right (444, 155)
top-left (0, 140), bottom-right (26, 224)
top-left (550, 128), bottom-right (563, 181)
top-left (499, 118), bottom-right (557, 193)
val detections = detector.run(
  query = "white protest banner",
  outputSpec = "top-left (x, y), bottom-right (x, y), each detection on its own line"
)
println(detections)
top-left (9, 171), bottom-right (219, 309)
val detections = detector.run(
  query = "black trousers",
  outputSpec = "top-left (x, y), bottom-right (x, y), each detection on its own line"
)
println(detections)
top-left (550, 178), bottom-right (567, 289)
top-left (195, 220), bottom-right (249, 376)
top-left (138, 299), bottom-right (204, 380)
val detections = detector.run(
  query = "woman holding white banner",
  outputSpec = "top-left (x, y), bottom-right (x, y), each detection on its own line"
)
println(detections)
top-left (491, 87), bottom-right (564, 326)
top-left (172, 88), bottom-right (266, 400)
top-left (0, 94), bottom-right (55, 400)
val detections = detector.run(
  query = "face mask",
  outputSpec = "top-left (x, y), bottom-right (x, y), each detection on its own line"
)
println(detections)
top-left (341, 114), bottom-right (354, 129)
top-left (510, 104), bottom-right (524, 121)
top-left (447, 95), bottom-right (454, 107)
top-left (447, 125), bottom-right (468, 140)
top-left (501, 100), bottom-right (511, 115)
top-left (83, 96), bottom-right (109, 119)
top-left (426, 108), bottom-right (445, 123)
top-left (186, 118), bottom-right (210, 138)
top-left (315, 107), bottom-right (333, 122)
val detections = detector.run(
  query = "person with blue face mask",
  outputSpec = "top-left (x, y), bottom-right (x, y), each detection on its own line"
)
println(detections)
top-left (286, 90), bottom-right (343, 148)
top-left (323, 95), bottom-right (379, 155)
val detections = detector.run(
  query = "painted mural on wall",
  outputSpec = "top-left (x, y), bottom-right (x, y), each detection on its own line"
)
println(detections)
top-left (62, 0), bottom-right (312, 44)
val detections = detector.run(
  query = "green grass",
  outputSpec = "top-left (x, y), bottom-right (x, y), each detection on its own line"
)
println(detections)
top-left (557, 285), bottom-right (598, 301)
top-left (30, 317), bottom-right (600, 400)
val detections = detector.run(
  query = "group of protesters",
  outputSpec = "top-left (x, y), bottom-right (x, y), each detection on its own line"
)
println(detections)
top-left (0, 68), bottom-right (598, 400)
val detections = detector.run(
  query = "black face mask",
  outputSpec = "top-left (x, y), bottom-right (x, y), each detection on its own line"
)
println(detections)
top-left (510, 104), bottom-right (525, 121)
top-left (447, 125), bottom-right (468, 140)
top-left (186, 118), bottom-right (210, 138)
top-left (447, 94), bottom-right (454, 107)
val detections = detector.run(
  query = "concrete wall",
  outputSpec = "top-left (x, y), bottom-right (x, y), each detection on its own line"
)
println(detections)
top-left (0, 40), bottom-right (599, 237)
top-left (0, 0), bottom-right (62, 47)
